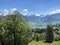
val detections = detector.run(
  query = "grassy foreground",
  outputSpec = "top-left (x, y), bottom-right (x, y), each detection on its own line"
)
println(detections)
top-left (28, 41), bottom-right (60, 45)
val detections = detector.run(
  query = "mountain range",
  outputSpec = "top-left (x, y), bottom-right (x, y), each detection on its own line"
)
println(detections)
top-left (23, 13), bottom-right (60, 28)
top-left (0, 13), bottom-right (60, 29)
top-left (23, 13), bottom-right (60, 23)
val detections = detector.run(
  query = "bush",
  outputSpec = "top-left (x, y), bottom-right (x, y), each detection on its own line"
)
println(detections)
top-left (54, 36), bottom-right (60, 41)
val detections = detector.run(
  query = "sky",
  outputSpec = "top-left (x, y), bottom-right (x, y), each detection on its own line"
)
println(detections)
top-left (0, 0), bottom-right (60, 16)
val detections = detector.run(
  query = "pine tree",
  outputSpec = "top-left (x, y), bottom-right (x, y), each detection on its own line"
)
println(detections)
top-left (45, 25), bottom-right (54, 43)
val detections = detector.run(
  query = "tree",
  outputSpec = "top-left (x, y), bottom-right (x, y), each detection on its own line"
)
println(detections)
top-left (45, 25), bottom-right (54, 43)
top-left (36, 34), bottom-right (39, 41)
top-left (0, 10), bottom-right (32, 45)
top-left (8, 11), bottom-right (32, 45)
top-left (0, 18), bottom-right (8, 45)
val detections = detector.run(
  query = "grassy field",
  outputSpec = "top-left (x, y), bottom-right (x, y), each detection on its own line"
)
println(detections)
top-left (28, 41), bottom-right (60, 45)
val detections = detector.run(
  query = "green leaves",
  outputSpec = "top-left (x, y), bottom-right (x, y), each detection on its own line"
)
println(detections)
top-left (0, 11), bottom-right (32, 45)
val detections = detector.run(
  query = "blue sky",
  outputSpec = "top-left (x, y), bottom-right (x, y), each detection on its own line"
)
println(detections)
top-left (0, 0), bottom-right (60, 16)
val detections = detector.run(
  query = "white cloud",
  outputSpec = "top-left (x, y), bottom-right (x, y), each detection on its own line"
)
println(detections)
top-left (3, 9), bottom-right (9, 16)
top-left (35, 13), bottom-right (40, 16)
top-left (50, 9), bottom-right (60, 14)
top-left (23, 9), bottom-right (28, 12)
top-left (0, 8), bottom-right (18, 16)
top-left (22, 9), bottom-right (29, 16)
top-left (11, 8), bottom-right (18, 11)
top-left (22, 9), bottom-right (41, 16)
top-left (22, 13), bottom-right (28, 16)
top-left (56, 9), bottom-right (60, 13)
top-left (4, 9), bottom-right (9, 13)
top-left (9, 8), bottom-right (19, 14)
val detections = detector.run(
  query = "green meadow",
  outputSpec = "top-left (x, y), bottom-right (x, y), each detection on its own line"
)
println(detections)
top-left (28, 41), bottom-right (60, 45)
